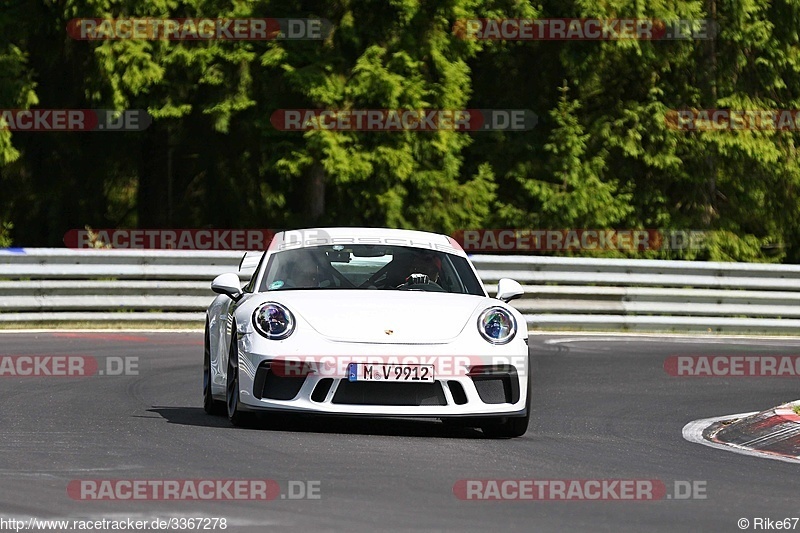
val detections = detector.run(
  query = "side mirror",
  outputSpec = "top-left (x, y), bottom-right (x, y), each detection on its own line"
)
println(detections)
top-left (496, 278), bottom-right (524, 303)
top-left (211, 272), bottom-right (243, 301)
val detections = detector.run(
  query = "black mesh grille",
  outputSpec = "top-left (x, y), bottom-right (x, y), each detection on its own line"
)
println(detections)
top-left (473, 378), bottom-right (512, 404)
top-left (332, 381), bottom-right (446, 406)
top-left (469, 366), bottom-right (519, 404)
top-left (253, 363), bottom-right (307, 401)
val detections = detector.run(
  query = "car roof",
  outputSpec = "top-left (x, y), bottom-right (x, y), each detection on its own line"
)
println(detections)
top-left (267, 227), bottom-right (467, 257)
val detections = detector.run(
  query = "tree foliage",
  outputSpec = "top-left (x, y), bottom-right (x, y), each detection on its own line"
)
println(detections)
top-left (1, 0), bottom-right (799, 262)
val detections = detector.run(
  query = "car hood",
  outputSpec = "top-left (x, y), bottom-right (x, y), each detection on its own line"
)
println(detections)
top-left (272, 290), bottom-right (490, 344)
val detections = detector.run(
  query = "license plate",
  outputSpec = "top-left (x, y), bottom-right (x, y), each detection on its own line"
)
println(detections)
top-left (347, 363), bottom-right (435, 383)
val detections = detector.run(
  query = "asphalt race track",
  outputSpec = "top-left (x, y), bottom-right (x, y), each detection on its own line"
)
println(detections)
top-left (0, 331), bottom-right (798, 532)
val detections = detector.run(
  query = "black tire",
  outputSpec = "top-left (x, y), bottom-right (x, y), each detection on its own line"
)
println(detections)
top-left (481, 356), bottom-right (532, 439)
top-left (226, 329), bottom-right (253, 427)
top-left (203, 321), bottom-right (225, 416)
top-left (481, 413), bottom-right (529, 439)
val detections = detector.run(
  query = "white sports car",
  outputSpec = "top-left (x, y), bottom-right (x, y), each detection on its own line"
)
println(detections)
top-left (203, 227), bottom-right (531, 437)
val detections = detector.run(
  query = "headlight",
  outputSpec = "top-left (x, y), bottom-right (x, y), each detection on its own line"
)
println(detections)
top-left (478, 307), bottom-right (516, 344)
top-left (253, 303), bottom-right (295, 340)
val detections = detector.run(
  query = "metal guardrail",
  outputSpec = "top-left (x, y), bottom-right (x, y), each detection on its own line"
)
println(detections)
top-left (0, 249), bottom-right (241, 323)
top-left (1, 249), bottom-right (799, 333)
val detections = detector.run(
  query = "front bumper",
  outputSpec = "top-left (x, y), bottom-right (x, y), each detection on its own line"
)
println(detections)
top-left (232, 336), bottom-right (530, 418)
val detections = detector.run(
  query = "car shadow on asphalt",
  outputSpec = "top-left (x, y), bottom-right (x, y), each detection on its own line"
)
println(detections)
top-left (146, 406), bottom-right (486, 439)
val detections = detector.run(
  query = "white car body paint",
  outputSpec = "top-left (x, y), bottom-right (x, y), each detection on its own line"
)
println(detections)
top-left (205, 228), bottom-right (530, 423)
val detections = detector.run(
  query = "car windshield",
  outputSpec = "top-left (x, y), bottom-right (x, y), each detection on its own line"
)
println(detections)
top-left (258, 245), bottom-right (484, 295)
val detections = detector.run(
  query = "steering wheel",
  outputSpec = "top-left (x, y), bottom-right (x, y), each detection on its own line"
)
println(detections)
top-left (396, 273), bottom-right (445, 292)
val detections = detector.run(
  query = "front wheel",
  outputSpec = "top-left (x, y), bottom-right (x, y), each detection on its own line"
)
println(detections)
top-left (226, 332), bottom-right (253, 427)
top-left (203, 321), bottom-right (225, 416)
top-left (482, 356), bottom-right (532, 438)
top-left (481, 414), bottom-right (529, 438)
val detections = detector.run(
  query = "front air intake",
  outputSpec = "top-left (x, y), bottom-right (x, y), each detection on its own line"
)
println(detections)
top-left (469, 365), bottom-right (519, 404)
top-left (311, 378), bottom-right (334, 402)
top-left (332, 381), bottom-right (446, 406)
top-left (253, 362), bottom-right (307, 401)
top-left (448, 381), bottom-right (468, 405)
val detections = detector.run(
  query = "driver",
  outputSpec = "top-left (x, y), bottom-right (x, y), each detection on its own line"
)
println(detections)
top-left (403, 252), bottom-right (441, 286)
top-left (285, 252), bottom-right (320, 288)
